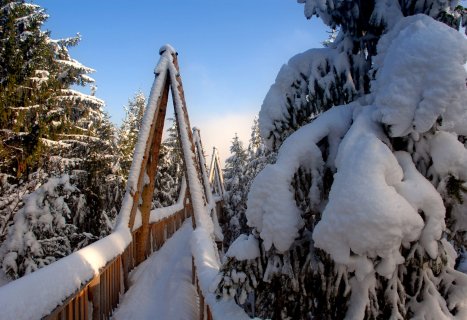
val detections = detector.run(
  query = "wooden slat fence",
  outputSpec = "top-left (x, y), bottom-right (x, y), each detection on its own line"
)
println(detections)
top-left (46, 202), bottom-right (196, 320)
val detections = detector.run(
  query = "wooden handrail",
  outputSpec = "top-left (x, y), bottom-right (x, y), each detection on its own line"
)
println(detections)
top-left (46, 203), bottom-right (195, 320)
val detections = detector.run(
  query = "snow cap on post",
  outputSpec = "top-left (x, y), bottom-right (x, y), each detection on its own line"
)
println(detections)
top-left (159, 44), bottom-right (177, 56)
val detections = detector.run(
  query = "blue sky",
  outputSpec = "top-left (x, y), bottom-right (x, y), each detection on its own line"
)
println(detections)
top-left (36, 0), bottom-right (328, 163)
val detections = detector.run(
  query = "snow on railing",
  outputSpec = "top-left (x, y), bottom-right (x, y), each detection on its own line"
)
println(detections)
top-left (0, 217), bottom-right (132, 319)
top-left (0, 193), bottom-right (192, 320)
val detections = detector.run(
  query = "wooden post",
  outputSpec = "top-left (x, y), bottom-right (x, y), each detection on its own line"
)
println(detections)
top-left (199, 279), bottom-right (205, 320)
top-left (89, 276), bottom-right (101, 320)
top-left (170, 50), bottom-right (204, 228)
top-left (135, 77), bottom-right (170, 264)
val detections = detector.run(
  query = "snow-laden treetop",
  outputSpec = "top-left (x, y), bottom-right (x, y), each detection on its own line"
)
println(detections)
top-left (371, 15), bottom-right (467, 137)
top-left (260, 0), bottom-right (465, 150)
top-left (251, 14), bottom-right (467, 258)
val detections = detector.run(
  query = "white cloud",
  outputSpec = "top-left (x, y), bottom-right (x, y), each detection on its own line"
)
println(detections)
top-left (191, 111), bottom-right (256, 169)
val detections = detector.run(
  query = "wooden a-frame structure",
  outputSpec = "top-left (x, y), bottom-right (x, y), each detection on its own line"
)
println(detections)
top-left (209, 147), bottom-right (225, 198)
top-left (125, 45), bottom-right (218, 264)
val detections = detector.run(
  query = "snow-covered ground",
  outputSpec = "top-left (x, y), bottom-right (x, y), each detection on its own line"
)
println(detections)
top-left (112, 220), bottom-right (199, 320)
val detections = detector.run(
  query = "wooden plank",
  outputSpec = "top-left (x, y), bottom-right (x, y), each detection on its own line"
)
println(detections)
top-left (103, 269), bottom-right (107, 318)
top-left (83, 287), bottom-right (88, 320)
top-left (117, 256), bottom-right (122, 304)
top-left (155, 221), bottom-right (164, 250)
top-left (104, 266), bottom-right (108, 317)
top-left (109, 262), bottom-right (113, 314)
top-left (106, 266), bottom-right (111, 317)
top-left (192, 257), bottom-right (196, 285)
top-left (112, 261), bottom-right (116, 311)
top-left (101, 272), bottom-right (106, 320)
top-left (81, 291), bottom-right (86, 320)
top-left (152, 223), bottom-right (157, 250)
top-left (121, 247), bottom-right (130, 292)
top-left (177, 210), bottom-right (183, 229)
top-left (167, 216), bottom-right (174, 238)
top-left (110, 264), bottom-right (114, 315)
top-left (169, 51), bottom-right (200, 232)
top-left (199, 282), bottom-right (205, 320)
top-left (128, 71), bottom-right (170, 231)
top-left (67, 301), bottom-right (73, 320)
top-left (134, 77), bottom-right (170, 264)
top-left (207, 305), bottom-right (213, 320)
top-left (76, 292), bottom-right (81, 320)
top-left (113, 259), bottom-right (118, 308)
top-left (89, 276), bottom-right (100, 320)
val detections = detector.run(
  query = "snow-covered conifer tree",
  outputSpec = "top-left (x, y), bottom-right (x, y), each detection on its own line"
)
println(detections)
top-left (0, 171), bottom-right (45, 243)
top-left (153, 118), bottom-right (184, 208)
top-left (260, 0), bottom-right (466, 151)
top-left (0, 174), bottom-right (97, 279)
top-left (118, 91), bottom-right (146, 177)
top-left (245, 117), bottom-right (276, 190)
top-left (0, 1), bottom-right (123, 279)
top-left (222, 134), bottom-right (249, 246)
top-left (0, 0), bottom-right (53, 176)
top-left (217, 2), bottom-right (467, 319)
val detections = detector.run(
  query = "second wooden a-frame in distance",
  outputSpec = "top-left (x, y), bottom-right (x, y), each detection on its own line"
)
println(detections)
top-left (126, 45), bottom-right (205, 264)
top-left (209, 147), bottom-right (225, 198)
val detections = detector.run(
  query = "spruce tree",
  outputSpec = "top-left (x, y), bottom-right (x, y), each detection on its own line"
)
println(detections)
top-left (222, 134), bottom-right (249, 247)
top-left (117, 91), bottom-right (146, 177)
top-left (0, 0), bottom-right (53, 177)
top-left (260, 0), bottom-right (466, 151)
top-left (0, 1), bottom-right (123, 279)
top-left (217, 2), bottom-right (467, 319)
top-left (245, 117), bottom-right (276, 191)
top-left (0, 174), bottom-right (98, 279)
top-left (153, 118), bottom-right (184, 209)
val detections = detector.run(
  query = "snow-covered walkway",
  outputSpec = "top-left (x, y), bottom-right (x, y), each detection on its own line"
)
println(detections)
top-left (112, 220), bottom-right (199, 320)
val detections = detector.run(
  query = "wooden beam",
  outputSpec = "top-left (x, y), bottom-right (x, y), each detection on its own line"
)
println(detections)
top-left (135, 78), bottom-right (170, 264)
top-left (170, 51), bottom-right (205, 231)
top-left (128, 70), bottom-right (170, 231)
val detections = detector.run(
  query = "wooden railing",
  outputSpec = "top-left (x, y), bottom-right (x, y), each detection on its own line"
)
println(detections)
top-left (194, 265), bottom-right (213, 320)
top-left (46, 202), bottom-right (195, 320)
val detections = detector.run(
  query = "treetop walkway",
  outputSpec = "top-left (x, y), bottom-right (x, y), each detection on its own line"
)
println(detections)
top-left (0, 45), bottom-right (249, 320)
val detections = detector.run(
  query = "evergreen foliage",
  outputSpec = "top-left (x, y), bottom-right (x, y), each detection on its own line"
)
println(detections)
top-left (222, 134), bottom-right (249, 246)
top-left (260, 0), bottom-right (467, 151)
top-left (244, 117), bottom-right (276, 192)
top-left (153, 119), bottom-right (184, 209)
top-left (217, 2), bottom-right (467, 319)
top-left (0, 0), bottom-right (53, 176)
top-left (117, 91), bottom-right (146, 177)
top-left (220, 120), bottom-right (276, 248)
top-left (0, 0), bottom-right (123, 280)
top-left (1, 174), bottom-right (97, 279)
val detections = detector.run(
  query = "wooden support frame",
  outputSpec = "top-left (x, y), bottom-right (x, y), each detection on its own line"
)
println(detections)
top-left (126, 45), bottom-right (209, 265)
top-left (208, 147), bottom-right (225, 197)
top-left (43, 45), bottom-right (223, 320)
